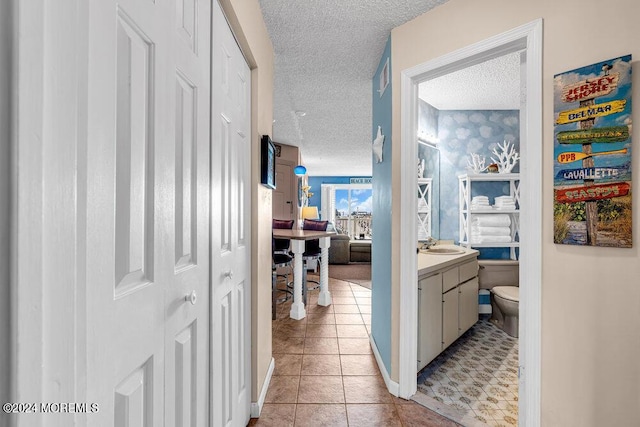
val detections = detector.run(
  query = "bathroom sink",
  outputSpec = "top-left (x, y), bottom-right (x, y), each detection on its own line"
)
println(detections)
top-left (425, 247), bottom-right (465, 255)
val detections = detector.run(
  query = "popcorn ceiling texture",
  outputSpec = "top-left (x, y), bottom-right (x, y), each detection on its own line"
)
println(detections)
top-left (259, 0), bottom-right (449, 176)
top-left (419, 52), bottom-right (522, 111)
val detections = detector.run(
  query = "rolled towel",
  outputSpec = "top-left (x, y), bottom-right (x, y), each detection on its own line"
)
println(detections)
top-left (471, 226), bottom-right (511, 236)
top-left (471, 214), bottom-right (511, 227)
top-left (470, 235), bottom-right (512, 244)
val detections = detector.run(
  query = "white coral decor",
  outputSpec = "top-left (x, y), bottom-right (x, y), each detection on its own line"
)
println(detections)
top-left (467, 153), bottom-right (488, 173)
top-left (491, 140), bottom-right (520, 173)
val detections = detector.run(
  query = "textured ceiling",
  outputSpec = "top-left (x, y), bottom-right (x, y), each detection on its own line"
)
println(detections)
top-left (260, 0), bottom-right (449, 176)
top-left (418, 52), bottom-right (522, 110)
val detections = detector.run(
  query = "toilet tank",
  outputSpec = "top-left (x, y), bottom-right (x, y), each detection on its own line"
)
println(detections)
top-left (478, 260), bottom-right (519, 289)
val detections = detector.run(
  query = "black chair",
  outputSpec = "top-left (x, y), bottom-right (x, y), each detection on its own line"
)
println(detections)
top-left (272, 219), bottom-right (295, 319)
top-left (301, 219), bottom-right (328, 304)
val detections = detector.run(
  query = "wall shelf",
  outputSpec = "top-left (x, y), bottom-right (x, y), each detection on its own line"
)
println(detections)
top-left (458, 173), bottom-right (520, 259)
top-left (417, 178), bottom-right (432, 241)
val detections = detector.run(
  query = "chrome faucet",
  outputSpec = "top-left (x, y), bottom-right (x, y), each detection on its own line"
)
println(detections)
top-left (421, 236), bottom-right (437, 250)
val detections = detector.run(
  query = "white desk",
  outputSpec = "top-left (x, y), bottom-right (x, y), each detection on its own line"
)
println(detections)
top-left (272, 229), bottom-right (334, 319)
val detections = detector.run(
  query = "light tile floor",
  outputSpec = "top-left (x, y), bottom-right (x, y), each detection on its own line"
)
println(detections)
top-left (250, 276), bottom-right (462, 427)
top-left (417, 319), bottom-right (519, 427)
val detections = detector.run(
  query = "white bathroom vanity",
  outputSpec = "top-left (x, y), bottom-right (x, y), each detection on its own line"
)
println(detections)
top-left (417, 247), bottom-right (479, 372)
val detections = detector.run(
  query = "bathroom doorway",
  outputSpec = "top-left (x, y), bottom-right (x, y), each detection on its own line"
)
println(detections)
top-left (397, 20), bottom-right (543, 426)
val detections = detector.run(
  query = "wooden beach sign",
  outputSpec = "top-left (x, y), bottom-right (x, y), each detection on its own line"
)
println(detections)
top-left (557, 148), bottom-right (627, 164)
top-left (553, 55), bottom-right (632, 247)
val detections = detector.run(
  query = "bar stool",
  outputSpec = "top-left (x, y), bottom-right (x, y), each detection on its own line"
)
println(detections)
top-left (272, 219), bottom-right (294, 319)
top-left (301, 219), bottom-right (328, 305)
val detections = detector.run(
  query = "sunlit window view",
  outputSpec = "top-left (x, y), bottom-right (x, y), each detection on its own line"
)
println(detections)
top-left (334, 188), bottom-right (372, 239)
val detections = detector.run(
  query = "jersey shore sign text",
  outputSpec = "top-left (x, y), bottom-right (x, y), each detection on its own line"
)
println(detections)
top-left (553, 55), bottom-right (632, 247)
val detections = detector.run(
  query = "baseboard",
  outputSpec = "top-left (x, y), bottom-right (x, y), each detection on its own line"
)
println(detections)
top-left (250, 357), bottom-right (275, 418)
top-left (369, 334), bottom-right (399, 397)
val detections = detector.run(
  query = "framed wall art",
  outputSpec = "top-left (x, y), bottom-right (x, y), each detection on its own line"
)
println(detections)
top-left (553, 55), bottom-right (632, 247)
top-left (261, 135), bottom-right (276, 189)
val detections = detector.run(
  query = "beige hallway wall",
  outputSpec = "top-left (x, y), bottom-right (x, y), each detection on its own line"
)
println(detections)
top-left (218, 0), bottom-right (275, 404)
top-left (391, 1), bottom-right (640, 425)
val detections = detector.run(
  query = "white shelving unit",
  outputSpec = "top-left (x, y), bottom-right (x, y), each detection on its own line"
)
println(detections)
top-left (458, 173), bottom-right (520, 259)
top-left (417, 178), bottom-right (432, 241)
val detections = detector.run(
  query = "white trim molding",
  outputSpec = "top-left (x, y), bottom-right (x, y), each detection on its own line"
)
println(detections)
top-left (399, 19), bottom-right (543, 427)
top-left (250, 357), bottom-right (275, 418)
top-left (370, 334), bottom-right (399, 397)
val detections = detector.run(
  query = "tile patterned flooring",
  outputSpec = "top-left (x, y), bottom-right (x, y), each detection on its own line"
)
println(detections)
top-left (417, 319), bottom-right (519, 427)
top-left (250, 276), bottom-right (461, 427)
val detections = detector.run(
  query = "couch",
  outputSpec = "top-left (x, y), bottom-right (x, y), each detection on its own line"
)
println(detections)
top-left (328, 233), bottom-right (351, 264)
top-left (349, 240), bottom-right (371, 263)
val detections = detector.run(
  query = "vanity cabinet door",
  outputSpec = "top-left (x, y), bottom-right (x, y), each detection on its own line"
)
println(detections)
top-left (418, 274), bottom-right (442, 371)
top-left (442, 287), bottom-right (458, 351)
top-left (458, 277), bottom-right (479, 336)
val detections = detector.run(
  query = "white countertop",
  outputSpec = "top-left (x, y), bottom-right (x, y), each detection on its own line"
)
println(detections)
top-left (417, 245), bottom-right (479, 277)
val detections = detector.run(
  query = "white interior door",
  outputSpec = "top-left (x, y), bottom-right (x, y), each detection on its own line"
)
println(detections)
top-left (273, 161), bottom-right (294, 220)
top-left (210, 2), bottom-right (252, 426)
top-left (85, 0), bottom-right (211, 425)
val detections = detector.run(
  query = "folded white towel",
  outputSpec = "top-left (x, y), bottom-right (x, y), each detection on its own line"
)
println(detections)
top-left (471, 226), bottom-right (511, 236)
top-left (470, 235), bottom-right (512, 244)
top-left (494, 196), bottom-right (517, 210)
top-left (495, 196), bottom-right (515, 202)
top-left (472, 196), bottom-right (489, 202)
top-left (471, 214), bottom-right (511, 227)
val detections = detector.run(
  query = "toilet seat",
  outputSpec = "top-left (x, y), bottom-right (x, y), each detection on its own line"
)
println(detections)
top-left (492, 286), bottom-right (519, 302)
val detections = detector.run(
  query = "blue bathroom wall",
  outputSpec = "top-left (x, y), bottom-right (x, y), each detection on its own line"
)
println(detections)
top-left (307, 176), bottom-right (372, 218)
top-left (436, 110), bottom-right (520, 244)
top-left (371, 36), bottom-right (393, 374)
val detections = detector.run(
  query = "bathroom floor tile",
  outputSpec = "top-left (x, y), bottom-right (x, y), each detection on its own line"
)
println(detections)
top-left (417, 318), bottom-right (519, 427)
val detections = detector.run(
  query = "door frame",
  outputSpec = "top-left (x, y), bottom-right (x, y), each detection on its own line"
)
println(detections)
top-left (11, 1), bottom-right (90, 425)
top-left (398, 19), bottom-right (543, 426)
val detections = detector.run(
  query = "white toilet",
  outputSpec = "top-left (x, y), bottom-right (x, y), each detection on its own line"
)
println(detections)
top-left (478, 259), bottom-right (519, 338)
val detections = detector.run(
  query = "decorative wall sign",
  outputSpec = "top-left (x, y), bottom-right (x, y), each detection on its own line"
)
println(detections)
top-left (553, 55), bottom-right (632, 247)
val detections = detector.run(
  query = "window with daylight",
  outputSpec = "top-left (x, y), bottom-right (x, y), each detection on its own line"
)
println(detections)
top-left (321, 184), bottom-right (372, 240)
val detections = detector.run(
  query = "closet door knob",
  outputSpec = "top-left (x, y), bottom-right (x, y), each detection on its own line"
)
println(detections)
top-left (185, 290), bottom-right (197, 305)
top-left (224, 270), bottom-right (234, 280)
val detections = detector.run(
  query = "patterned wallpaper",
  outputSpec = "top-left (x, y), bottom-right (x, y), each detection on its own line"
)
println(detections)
top-left (418, 101), bottom-right (520, 243)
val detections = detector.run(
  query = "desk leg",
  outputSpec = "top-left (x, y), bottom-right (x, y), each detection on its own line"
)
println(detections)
top-left (318, 236), bottom-right (332, 306)
top-left (289, 239), bottom-right (306, 319)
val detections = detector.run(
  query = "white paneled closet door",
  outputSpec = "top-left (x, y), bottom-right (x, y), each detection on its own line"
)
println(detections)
top-left (210, 1), bottom-right (252, 426)
top-left (85, 0), bottom-right (211, 425)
